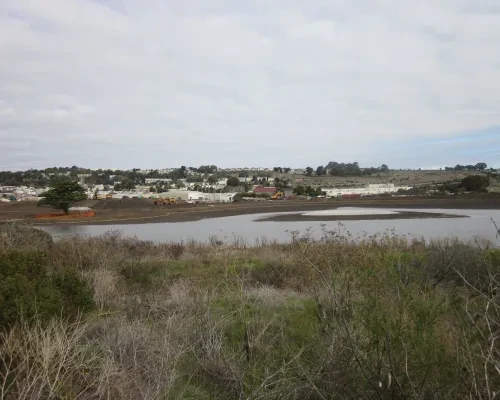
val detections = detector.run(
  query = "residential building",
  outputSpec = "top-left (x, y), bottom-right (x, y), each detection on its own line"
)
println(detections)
top-left (145, 178), bottom-right (172, 184)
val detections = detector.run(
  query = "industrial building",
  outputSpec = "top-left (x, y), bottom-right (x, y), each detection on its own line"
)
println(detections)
top-left (159, 190), bottom-right (204, 201)
top-left (201, 193), bottom-right (237, 202)
top-left (323, 183), bottom-right (412, 198)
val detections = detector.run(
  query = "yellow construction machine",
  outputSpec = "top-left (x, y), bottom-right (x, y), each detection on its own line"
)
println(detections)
top-left (153, 197), bottom-right (177, 206)
top-left (271, 191), bottom-right (285, 200)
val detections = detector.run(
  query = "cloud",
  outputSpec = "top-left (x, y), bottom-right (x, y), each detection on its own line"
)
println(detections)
top-left (1, 0), bottom-right (500, 170)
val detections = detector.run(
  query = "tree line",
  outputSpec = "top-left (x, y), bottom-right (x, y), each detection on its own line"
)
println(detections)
top-left (444, 163), bottom-right (487, 171)
top-left (302, 162), bottom-right (389, 177)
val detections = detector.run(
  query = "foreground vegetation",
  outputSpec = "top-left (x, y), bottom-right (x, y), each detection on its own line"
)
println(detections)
top-left (1, 223), bottom-right (499, 399)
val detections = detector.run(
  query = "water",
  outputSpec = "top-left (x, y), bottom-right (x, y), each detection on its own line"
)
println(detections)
top-left (38, 208), bottom-right (500, 246)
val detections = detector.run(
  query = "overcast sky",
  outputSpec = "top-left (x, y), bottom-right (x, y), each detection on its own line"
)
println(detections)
top-left (1, 0), bottom-right (500, 171)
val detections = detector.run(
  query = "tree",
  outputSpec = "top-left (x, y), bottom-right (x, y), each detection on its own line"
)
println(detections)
top-left (284, 167), bottom-right (291, 173)
top-left (207, 175), bottom-right (218, 184)
top-left (305, 185), bottom-right (320, 196)
top-left (461, 175), bottom-right (490, 192)
top-left (305, 167), bottom-right (313, 177)
top-left (293, 185), bottom-right (305, 195)
top-left (475, 163), bottom-right (487, 171)
top-left (39, 182), bottom-right (87, 214)
top-left (379, 164), bottom-right (389, 172)
top-left (325, 161), bottom-right (363, 176)
top-left (227, 177), bottom-right (240, 187)
top-left (316, 166), bottom-right (325, 176)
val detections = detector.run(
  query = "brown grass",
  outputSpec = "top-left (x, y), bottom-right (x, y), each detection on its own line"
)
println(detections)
top-left (1, 224), bottom-right (499, 399)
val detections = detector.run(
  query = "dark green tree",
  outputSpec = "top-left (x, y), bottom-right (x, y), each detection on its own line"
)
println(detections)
top-left (293, 185), bottom-right (305, 195)
top-left (227, 177), bottom-right (240, 187)
top-left (305, 167), bottom-right (313, 177)
top-left (461, 175), bottom-right (490, 192)
top-left (39, 182), bottom-right (87, 214)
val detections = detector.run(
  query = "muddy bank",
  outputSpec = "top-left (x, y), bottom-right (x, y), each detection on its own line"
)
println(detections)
top-left (256, 210), bottom-right (467, 222)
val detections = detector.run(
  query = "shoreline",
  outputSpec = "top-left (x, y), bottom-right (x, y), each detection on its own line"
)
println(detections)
top-left (1, 196), bottom-right (500, 226)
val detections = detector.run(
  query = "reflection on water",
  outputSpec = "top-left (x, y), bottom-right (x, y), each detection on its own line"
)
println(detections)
top-left (38, 208), bottom-right (500, 246)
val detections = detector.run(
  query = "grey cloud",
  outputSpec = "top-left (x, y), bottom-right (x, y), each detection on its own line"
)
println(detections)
top-left (1, 0), bottom-right (500, 170)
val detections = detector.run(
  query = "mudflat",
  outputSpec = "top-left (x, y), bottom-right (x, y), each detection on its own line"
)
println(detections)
top-left (1, 195), bottom-right (499, 225)
top-left (256, 210), bottom-right (467, 222)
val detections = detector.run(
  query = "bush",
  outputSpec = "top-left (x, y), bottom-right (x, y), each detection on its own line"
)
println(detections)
top-left (0, 250), bottom-right (94, 329)
top-left (238, 192), bottom-right (255, 198)
top-left (461, 175), bottom-right (490, 191)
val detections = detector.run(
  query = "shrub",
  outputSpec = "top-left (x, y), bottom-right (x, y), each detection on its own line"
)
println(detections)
top-left (0, 250), bottom-right (94, 329)
top-left (232, 193), bottom-right (243, 202)
top-left (461, 175), bottom-right (490, 191)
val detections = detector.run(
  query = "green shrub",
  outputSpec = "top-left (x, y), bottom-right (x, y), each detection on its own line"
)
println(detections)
top-left (461, 175), bottom-right (490, 191)
top-left (0, 250), bottom-right (94, 329)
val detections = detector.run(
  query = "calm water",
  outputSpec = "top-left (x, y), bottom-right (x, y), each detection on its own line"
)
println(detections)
top-left (38, 208), bottom-right (500, 246)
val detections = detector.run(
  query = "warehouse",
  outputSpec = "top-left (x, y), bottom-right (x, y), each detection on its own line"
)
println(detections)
top-left (324, 183), bottom-right (413, 197)
top-left (159, 190), bottom-right (204, 201)
top-left (201, 192), bottom-right (237, 202)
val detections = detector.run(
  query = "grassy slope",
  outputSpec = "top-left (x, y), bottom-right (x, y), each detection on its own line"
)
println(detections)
top-left (279, 169), bottom-right (500, 188)
top-left (1, 224), bottom-right (500, 399)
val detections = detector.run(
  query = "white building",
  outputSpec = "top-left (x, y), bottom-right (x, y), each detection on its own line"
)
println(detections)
top-left (324, 183), bottom-right (413, 197)
top-left (159, 190), bottom-right (204, 201)
top-left (145, 178), bottom-right (172, 184)
top-left (201, 192), bottom-right (237, 202)
top-left (159, 190), bottom-right (236, 202)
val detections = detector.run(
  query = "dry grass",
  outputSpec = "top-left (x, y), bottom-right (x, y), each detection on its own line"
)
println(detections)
top-left (1, 224), bottom-right (499, 399)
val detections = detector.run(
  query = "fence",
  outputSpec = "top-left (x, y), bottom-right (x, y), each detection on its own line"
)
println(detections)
top-left (35, 211), bottom-right (95, 219)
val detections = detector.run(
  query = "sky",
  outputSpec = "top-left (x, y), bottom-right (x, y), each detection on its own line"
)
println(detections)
top-left (1, 0), bottom-right (500, 171)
